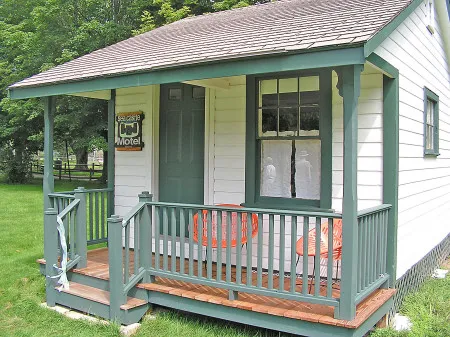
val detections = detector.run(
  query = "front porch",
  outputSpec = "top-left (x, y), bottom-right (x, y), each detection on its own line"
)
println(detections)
top-left (39, 246), bottom-right (395, 337)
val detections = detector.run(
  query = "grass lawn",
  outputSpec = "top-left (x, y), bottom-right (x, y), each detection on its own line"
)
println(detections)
top-left (0, 179), bottom-right (263, 337)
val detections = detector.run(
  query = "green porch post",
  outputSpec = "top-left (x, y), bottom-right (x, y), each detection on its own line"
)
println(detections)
top-left (108, 214), bottom-right (125, 321)
top-left (44, 208), bottom-right (58, 306)
top-left (337, 64), bottom-right (363, 320)
top-left (43, 96), bottom-right (55, 210)
top-left (74, 187), bottom-right (87, 268)
top-left (139, 191), bottom-right (153, 282)
top-left (107, 89), bottom-right (116, 217)
top-left (383, 75), bottom-right (399, 287)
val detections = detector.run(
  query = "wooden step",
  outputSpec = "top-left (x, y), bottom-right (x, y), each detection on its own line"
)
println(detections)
top-left (61, 282), bottom-right (147, 310)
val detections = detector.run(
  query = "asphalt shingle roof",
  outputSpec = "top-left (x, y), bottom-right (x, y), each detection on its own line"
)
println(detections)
top-left (10, 0), bottom-right (413, 89)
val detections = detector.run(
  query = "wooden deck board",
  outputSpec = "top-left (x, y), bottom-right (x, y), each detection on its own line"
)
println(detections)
top-left (39, 248), bottom-right (395, 329)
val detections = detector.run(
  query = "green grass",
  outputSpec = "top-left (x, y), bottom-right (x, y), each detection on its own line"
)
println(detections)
top-left (0, 179), bottom-right (268, 337)
top-left (371, 267), bottom-right (450, 337)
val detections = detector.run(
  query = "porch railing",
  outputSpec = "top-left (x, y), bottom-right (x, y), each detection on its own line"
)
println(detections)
top-left (104, 192), bottom-right (391, 321)
top-left (356, 204), bottom-right (391, 304)
top-left (50, 187), bottom-right (113, 246)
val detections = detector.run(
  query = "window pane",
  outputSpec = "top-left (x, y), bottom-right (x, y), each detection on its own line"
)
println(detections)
top-left (427, 125), bottom-right (434, 150)
top-left (299, 76), bottom-right (319, 92)
top-left (279, 78), bottom-right (298, 93)
top-left (260, 80), bottom-right (277, 107)
top-left (294, 140), bottom-right (321, 200)
top-left (192, 87), bottom-right (205, 99)
top-left (169, 88), bottom-right (181, 100)
top-left (261, 93), bottom-right (278, 108)
top-left (261, 108), bottom-right (277, 136)
top-left (427, 100), bottom-right (434, 125)
top-left (300, 91), bottom-right (320, 135)
top-left (279, 92), bottom-right (298, 107)
top-left (261, 140), bottom-right (292, 198)
top-left (279, 108), bottom-right (298, 136)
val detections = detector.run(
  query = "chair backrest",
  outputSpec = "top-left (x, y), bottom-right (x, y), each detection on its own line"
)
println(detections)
top-left (192, 204), bottom-right (258, 248)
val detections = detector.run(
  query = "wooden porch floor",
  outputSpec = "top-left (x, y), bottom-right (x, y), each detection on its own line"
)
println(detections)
top-left (59, 248), bottom-right (395, 328)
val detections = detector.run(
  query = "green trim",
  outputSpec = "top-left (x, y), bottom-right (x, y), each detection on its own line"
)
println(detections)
top-left (364, 0), bottom-right (423, 57)
top-left (338, 64), bottom-right (363, 320)
top-left (383, 68), bottom-right (399, 287)
top-left (107, 90), bottom-right (115, 217)
top-left (366, 53), bottom-right (399, 78)
top-left (43, 96), bottom-right (55, 211)
top-left (423, 87), bottom-right (440, 157)
top-left (9, 47), bottom-right (365, 100)
top-left (245, 70), bottom-right (333, 209)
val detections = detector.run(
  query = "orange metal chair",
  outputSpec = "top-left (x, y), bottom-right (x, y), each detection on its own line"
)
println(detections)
top-left (296, 219), bottom-right (343, 292)
top-left (192, 204), bottom-right (259, 248)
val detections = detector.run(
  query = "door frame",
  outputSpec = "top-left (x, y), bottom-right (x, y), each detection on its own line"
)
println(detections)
top-left (152, 84), bottom-right (214, 205)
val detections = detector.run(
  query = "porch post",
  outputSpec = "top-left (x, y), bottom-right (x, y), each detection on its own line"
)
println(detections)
top-left (44, 208), bottom-right (58, 306)
top-left (337, 65), bottom-right (363, 320)
top-left (139, 191), bottom-right (153, 282)
top-left (383, 75), bottom-right (399, 287)
top-left (107, 89), bottom-right (116, 217)
top-left (43, 96), bottom-right (55, 211)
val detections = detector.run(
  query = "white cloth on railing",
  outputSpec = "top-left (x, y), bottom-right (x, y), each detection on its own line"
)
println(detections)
top-left (48, 215), bottom-right (70, 291)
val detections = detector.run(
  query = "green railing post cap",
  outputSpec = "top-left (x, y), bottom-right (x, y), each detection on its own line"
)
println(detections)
top-left (139, 191), bottom-right (153, 199)
top-left (108, 214), bottom-right (123, 223)
top-left (75, 187), bottom-right (86, 191)
top-left (45, 208), bottom-right (58, 215)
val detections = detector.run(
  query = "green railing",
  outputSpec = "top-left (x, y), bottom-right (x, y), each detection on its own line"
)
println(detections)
top-left (355, 204), bottom-right (391, 304)
top-left (105, 192), bottom-right (392, 321)
top-left (50, 187), bottom-right (114, 246)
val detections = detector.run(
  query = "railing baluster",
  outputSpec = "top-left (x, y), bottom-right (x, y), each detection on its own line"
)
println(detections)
top-left (290, 216), bottom-right (298, 293)
top-left (124, 223), bottom-right (130, 283)
top-left (363, 216), bottom-right (368, 289)
top-left (179, 208), bottom-right (185, 275)
top-left (236, 212), bottom-right (242, 285)
top-left (89, 193), bottom-right (93, 241)
top-left (207, 210), bottom-right (213, 280)
top-left (70, 209), bottom-right (75, 260)
top-left (376, 212), bottom-right (381, 278)
top-left (163, 207), bottom-right (169, 272)
top-left (257, 213), bottom-right (263, 288)
top-left (226, 211), bottom-right (232, 284)
top-left (171, 207), bottom-right (177, 273)
top-left (327, 218), bottom-right (333, 298)
top-left (383, 210), bottom-right (388, 274)
top-left (371, 214), bottom-right (376, 283)
top-left (155, 207), bottom-right (160, 270)
top-left (188, 209), bottom-right (194, 276)
top-left (101, 192), bottom-right (105, 239)
top-left (246, 212), bottom-right (253, 286)
top-left (95, 192), bottom-right (99, 241)
top-left (314, 218), bottom-right (321, 297)
top-left (216, 210), bottom-right (222, 282)
top-left (268, 214), bottom-right (274, 290)
top-left (134, 213), bottom-right (139, 276)
top-left (279, 215), bottom-right (285, 292)
top-left (197, 209), bottom-right (203, 278)
top-left (302, 216), bottom-right (309, 295)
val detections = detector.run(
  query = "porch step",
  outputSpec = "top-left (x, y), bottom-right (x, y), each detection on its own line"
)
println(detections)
top-left (61, 282), bottom-right (147, 310)
top-left (53, 282), bottom-right (149, 324)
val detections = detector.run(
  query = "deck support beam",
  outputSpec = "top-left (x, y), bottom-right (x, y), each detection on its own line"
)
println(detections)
top-left (43, 96), bottom-right (55, 211)
top-left (107, 90), bottom-right (116, 216)
top-left (336, 64), bottom-right (363, 320)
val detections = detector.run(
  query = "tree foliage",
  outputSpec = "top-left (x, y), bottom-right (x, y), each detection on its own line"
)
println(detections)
top-left (0, 0), bottom-right (262, 183)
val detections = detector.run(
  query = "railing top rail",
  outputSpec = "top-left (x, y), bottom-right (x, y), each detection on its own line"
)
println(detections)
top-left (357, 204), bottom-right (392, 218)
top-left (58, 199), bottom-right (80, 219)
top-left (48, 193), bottom-right (76, 199)
top-left (53, 190), bottom-right (76, 195)
top-left (146, 201), bottom-right (341, 218)
top-left (122, 202), bottom-right (146, 227)
top-left (75, 187), bottom-right (113, 193)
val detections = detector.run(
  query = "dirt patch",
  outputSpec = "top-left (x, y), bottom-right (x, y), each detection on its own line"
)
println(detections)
top-left (441, 257), bottom-right (450, 270)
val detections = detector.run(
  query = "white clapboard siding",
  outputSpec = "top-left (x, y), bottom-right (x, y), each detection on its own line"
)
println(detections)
top-left (331, 67), bottom-right (384, 212)
top-left (375, 3), bottom-right (450, 278)
top-left (114, 85), bottom-right (157, 244)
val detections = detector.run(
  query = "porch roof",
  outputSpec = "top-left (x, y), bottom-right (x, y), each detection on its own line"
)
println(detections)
top-left (9, 0), bottom-right (416, 98)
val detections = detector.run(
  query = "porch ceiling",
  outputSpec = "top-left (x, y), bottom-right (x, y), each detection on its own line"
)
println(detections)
top-left (8, 0), bottom-right (418, 100)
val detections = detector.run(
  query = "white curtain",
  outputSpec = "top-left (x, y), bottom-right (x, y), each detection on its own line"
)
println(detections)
top-left (261, 140), bottom-right (292, 198)
top-left (295, 140), bottom-right (321, 200)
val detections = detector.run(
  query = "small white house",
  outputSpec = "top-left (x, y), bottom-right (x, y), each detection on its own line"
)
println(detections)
top-left (9, 0), bottom-right (450, 336)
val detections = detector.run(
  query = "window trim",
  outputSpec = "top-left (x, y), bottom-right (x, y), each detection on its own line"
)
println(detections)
top-left (423, 87), bottom-right (440, 157)
top-left (245, 70), bottom-right (332, 210)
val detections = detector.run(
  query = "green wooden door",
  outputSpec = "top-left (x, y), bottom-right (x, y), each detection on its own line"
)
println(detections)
top-left (159, 84), bottom-right (205, 234)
